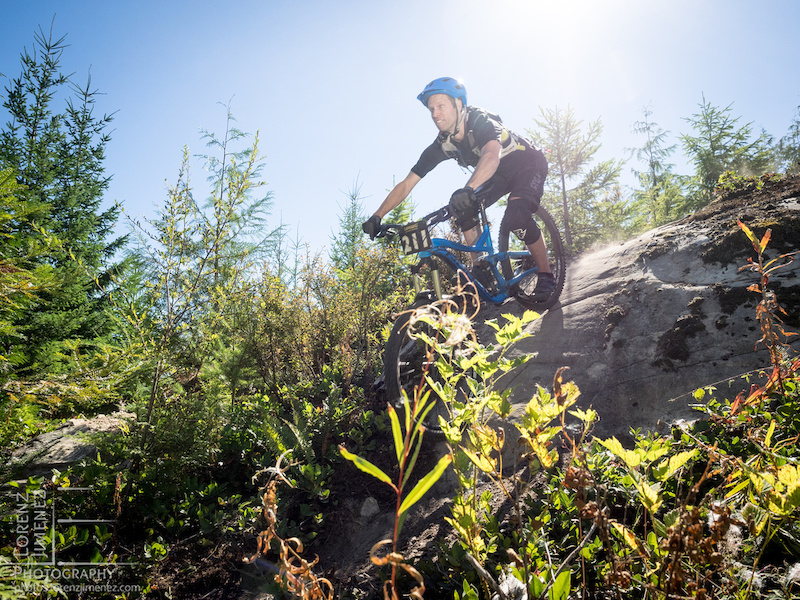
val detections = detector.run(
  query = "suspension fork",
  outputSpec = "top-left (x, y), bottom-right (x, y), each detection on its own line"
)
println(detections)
top-left (411, 255), bottom-right (443, 300)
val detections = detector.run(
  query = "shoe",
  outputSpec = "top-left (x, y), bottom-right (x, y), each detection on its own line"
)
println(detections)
top-left (516, 272), bottom-right (556, 303)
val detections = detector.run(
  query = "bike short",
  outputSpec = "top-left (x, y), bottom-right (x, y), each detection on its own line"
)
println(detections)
top-left (479, 146), bottom-right (548, 210)
top-left (455, 146), bottom-right (548, 235)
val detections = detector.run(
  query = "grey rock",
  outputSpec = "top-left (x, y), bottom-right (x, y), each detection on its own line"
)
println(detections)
top-left (9, 413), bottom-right (132, 474)
top-left (359, 496), bottom-right (380, 520)
top-left (475, 187), bottom-right (800, 442)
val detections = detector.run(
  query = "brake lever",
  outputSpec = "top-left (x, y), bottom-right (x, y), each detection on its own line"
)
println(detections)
top-left (376, 224), bottom-right (401, 239)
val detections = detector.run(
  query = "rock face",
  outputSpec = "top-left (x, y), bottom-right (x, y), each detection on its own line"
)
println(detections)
top-left (476, 175), bottom-right (800, 440)
top-left (8, 413), bottom-right (131, 476)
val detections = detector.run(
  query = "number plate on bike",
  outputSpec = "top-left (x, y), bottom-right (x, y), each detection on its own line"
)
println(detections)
top-left (399, 221), bottom-right (432, 254)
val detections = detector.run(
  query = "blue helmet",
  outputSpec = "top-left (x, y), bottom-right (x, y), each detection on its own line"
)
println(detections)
top-left (417, 77), bottom-right (467, 108)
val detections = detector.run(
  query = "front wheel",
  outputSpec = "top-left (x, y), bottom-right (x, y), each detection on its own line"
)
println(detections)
top-left (383, 296), bottom-right (476, 435)
top-left (498, 205), bottom-right (566, 311)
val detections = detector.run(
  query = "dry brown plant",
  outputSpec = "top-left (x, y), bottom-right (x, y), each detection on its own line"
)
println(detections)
top-left (243, 452), bottom-right (334, 600)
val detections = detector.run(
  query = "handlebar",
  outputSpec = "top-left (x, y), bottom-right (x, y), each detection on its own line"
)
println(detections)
top-left (374, 181), bottom-right (496, 240)
top-left (376, 204), bottom-right (453, 239)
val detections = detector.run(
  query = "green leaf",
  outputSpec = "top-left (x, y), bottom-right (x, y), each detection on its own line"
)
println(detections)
top-left (497, 396), bottom-right (514, 419)
top-left (550, 570), bottom-right (571, 600)
top-left (387, 404), bottom-right (404, 464)
top-left (339, 446), bottom-right (396, 490)
top-left (398, 454), bottom-right (452, 519)
top-left (530, 573), bottom-right (545, 597)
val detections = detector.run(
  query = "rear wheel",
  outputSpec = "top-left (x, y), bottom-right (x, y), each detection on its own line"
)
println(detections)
top-left (383, 295), bottom-right (476, 434)
top-left (498, 205), bottom-right (566, 311)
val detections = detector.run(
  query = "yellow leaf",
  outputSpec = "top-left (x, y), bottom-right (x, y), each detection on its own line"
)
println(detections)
top-left (653, 450), bottom-right (698, 482)
top-left (611, 522), bottom-right (649, 557)
top-left (725, 478), bottom-right (750, 499)
top-left (767, 492), bottom-right (792, 517)
top-left (598, 437), bottom-right (642, 469)
top-left (634, 477), bottom-right (663, 514)
top-left (461, 447), bottom-right (496, 473)
top-left (765, 420), bottom-right (776, 448)
top-left (778, 464), bottom-right (800, 489)
top-left (748, 471), bottom-right (775, 493)
top-left (642, 443), bottom-right (670, 464)
top-left (738, 219), bottom-right (757, 245)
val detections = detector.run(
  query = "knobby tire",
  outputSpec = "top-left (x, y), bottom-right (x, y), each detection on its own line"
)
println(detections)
top-left (498, 205), bottom-right (566, 312)
top-left (383, 296), bottom-right (474, 435)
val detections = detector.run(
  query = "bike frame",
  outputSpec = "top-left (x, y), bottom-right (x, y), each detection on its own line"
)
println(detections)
top-left (407, 205), bottom-right (539, 304)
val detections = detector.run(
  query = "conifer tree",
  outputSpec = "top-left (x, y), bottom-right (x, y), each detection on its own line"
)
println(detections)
top-left (372, 180), bottom-right (415, 250)
top-left (632, 107), bottom-right (675, 185)
top-left (629, 106), bottom-right (688, 228)
top-left (382, 192), bottom-right (415, 235)
top-left (777, 105), bottom-right (800, 175)
top-left (0, 168), bottom-right (55, 377)
top-left (0, 25), bottom-right (125, 373)
top-left (528, 105), bottom-right (622, 252)
top-left (681, 95), bottom-right (775, 207)
top-left (329, 179), bottom-right (367, 271)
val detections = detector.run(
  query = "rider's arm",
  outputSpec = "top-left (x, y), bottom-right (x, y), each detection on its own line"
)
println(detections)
top-left (372, 171), bottom-right (421, 219)
top-left (465, 140), bottom-right (502, 191)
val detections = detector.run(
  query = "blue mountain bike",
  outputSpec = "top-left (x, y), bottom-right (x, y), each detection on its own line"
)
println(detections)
top-left (376, 188), bottom-right (566, 430)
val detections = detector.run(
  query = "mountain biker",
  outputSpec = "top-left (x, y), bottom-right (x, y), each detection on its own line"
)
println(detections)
top-left (362, 77), bottom-right (555, 303)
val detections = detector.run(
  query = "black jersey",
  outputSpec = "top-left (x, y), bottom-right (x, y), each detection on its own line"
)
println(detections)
top-left (411, 106), bottom-right (533, 178)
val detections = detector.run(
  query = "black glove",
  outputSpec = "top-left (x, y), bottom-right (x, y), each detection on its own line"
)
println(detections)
top-left (449, 187), bottom-right (476, 214)
top-left (362, 214), bottom-right (382, 240)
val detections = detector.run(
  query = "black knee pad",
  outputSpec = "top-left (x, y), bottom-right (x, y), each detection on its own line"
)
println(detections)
top-left (505, 199), bottom-right (541, 245)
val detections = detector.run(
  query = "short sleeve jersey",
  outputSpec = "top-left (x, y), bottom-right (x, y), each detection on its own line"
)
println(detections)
top-left (411, 107), bottom-right (531, 178)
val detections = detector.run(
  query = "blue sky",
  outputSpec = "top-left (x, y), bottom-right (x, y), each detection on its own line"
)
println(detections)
top-left (2, 0), bottom-right (799, 256)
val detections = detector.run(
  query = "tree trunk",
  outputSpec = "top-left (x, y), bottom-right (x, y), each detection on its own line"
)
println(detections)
top-left (560, 172), bottom-right (572, 248)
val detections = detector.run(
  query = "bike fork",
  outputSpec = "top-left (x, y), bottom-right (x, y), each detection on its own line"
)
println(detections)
top-left (412, 268), bottom-right (442, 299)
top-left (412, 256), bottom-right (443, 300)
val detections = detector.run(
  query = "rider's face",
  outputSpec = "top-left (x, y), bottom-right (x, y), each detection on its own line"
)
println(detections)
top-left (427, 94), bottom-right (460, 134)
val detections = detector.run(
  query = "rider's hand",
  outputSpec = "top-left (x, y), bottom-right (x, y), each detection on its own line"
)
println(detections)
top-left (362, 214), bottom-right (382, 240)
top-left (449, 187), bottom-right (476, 214)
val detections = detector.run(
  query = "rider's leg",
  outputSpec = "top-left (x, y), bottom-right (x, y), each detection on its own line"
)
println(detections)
top-left (506, 195), bottom-right (550, 272)
top-left (462, 226), bottom-right (481, 265)
top-left (526, 235), bottom-right (551, 274)
top-left (506, 195), bottom-right (556, 301)
top-left (449, 195), bottom-right (482, 265)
